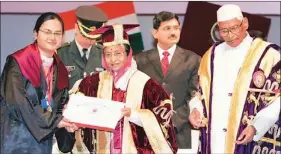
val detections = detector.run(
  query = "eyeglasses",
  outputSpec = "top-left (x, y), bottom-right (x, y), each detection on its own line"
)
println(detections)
top-left (104, 52), bottom-right (125, 59)
top-left (39, 29), bottom-right (63, 37)
top-left (219, 21), bottom-right (243, 37)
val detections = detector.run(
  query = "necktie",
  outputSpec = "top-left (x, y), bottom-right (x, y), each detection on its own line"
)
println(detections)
top-left (82, 48), bottom-right (88, 64)
top-left (161, 51), bottom-right (170, 75)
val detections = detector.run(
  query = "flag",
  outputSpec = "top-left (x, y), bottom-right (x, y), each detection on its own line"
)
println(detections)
top-left (58, 2), bottom-right (144, 53)
top-left (178, 1), bottom-right (271, 57)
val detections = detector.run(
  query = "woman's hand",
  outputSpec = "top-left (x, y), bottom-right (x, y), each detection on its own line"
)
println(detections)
top-left (65, 123), bottom-right (79, 133)
top-left (62, 104), bottom-right (68, 113)
top-left (57, 117), bottom-right (79, 132)
top-left (121, 107), bottom-right (131, 117)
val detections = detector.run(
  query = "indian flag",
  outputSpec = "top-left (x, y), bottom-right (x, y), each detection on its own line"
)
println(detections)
top-left (58, 2), bottom-right (144, 53)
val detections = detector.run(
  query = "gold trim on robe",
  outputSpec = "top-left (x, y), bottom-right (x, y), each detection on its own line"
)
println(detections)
top-left (199, 38), bottom-right (281, 153)
top-left (225, 38), bottom-right (266, 153)
top-left (198, 46), bottom-right (213, 118)
top-left (96, 71), bottom-right (113, 154)
top-left (96, 70), bottom-right (173, 153)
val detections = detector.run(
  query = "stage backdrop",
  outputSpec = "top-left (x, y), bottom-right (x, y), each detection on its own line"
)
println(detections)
top-left (178, 1), bottom-right (272, 57)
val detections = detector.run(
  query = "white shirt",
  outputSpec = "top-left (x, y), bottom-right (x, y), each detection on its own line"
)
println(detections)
top-left (40, 54), bottom-right (54, 67)
top-left (157, 44), bottom-right (176, 63)
top-left (75, 39), bottom-right (91, 59)
top-left (189, 34), bottom-right (280, 153)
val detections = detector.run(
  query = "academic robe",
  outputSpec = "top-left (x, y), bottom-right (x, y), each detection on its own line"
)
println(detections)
top-left (0, 43), bottom-right (75, 154)
top-left (197, 38), bottom-right (280, 154)
top-left (78, 70), bottom-right (178, 154)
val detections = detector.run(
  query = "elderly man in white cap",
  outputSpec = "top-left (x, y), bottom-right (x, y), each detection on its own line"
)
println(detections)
top-left (188, 4), bottom-right (280, 154)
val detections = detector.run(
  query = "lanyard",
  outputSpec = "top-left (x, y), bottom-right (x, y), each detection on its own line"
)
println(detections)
top-left (43, 64), bottom-right (54, 106)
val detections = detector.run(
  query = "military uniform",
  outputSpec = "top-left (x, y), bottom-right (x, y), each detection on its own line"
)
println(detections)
top-left (57, 5), bottom-right (108, 89)
top-left (57, 41), bottom-right (104, 88)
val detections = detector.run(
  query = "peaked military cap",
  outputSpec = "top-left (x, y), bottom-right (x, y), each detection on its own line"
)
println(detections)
top-left (75, 5), bottom-right (108, 39)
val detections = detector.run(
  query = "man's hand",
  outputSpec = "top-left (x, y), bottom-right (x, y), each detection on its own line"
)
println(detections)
top-left (236, 125), bottom-right (256, 145)
top-left (189, 108), bottom-right (205, 129)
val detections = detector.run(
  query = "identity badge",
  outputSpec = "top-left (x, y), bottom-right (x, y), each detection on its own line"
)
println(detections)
top-left (41, 97), bottom-right (54, 112)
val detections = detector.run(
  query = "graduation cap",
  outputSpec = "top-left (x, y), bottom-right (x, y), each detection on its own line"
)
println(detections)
top-left (75, 5), bottom-right (108, 39)
top-left (89, 24), bottom-right (139, 47)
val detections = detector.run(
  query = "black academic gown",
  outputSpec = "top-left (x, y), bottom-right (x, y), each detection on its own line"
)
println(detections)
top-left (0, 43), bottom-right (75, 154)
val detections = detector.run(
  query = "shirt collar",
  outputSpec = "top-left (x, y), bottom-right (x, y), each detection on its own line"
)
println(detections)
top-left (75, 39), bottom-right (92, 57)
top-left (157, 44), bottom-right (177, 56)
top-left (40, 54), bottom-right (54, 67)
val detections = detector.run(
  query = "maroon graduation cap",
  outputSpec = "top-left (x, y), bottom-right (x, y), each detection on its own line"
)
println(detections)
top-left (89, 24), bottom-right (139, 47)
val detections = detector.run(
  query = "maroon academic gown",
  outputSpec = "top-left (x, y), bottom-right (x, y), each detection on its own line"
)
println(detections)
top-left (79, 72), bottom-right (178, 154)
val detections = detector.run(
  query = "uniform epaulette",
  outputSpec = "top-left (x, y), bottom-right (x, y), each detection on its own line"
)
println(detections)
top-left (95, 43), bottom-right (103, 49)
top-left (58, 42), bottom-right (71, 50)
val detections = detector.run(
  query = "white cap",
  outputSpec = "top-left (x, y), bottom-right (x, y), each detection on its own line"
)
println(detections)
top-left (217, 4), bottom-right (243, 22)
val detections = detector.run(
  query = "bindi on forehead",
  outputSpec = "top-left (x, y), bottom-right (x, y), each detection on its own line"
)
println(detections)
top-left (105, 45), bottom-right (124, 52)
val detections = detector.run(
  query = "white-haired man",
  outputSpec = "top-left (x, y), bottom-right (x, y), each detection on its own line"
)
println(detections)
top-left (188, 4), bottom-right (280, 154)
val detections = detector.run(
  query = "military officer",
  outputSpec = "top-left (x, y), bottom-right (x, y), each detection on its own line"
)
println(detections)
top-left (57, 5), bottom-right (108, 89)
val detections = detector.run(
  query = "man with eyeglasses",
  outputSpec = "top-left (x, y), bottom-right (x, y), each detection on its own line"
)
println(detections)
top-left (188, 4), bottom-right (280, 154)
top-left (57, 5), bottom-right (108, 90)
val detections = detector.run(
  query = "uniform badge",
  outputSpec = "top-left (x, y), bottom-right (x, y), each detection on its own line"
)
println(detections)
top-left (253, 71), bottom-right (266, 88)
top-left (66, 66), bottom-right (75, 77)
top-left (66, 66), bottom-right (75, 72)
